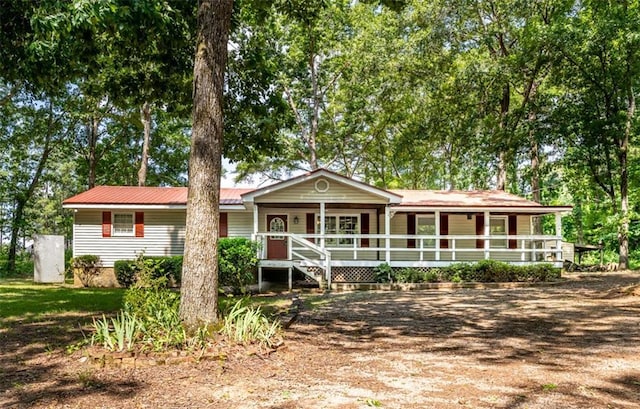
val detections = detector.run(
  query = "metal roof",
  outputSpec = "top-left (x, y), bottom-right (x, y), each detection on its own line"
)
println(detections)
top-left (62, 186), bottom-right (254, 206)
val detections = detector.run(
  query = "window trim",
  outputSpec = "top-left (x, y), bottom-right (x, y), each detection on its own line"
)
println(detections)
top-left (416, 214), bottom-right (436, 247)
top-left (489, 215), bottom-right (508, 248)
top-left (112, 212), bottom-right (135, 237)
top-left (315, 213), bottom-right (360, 247)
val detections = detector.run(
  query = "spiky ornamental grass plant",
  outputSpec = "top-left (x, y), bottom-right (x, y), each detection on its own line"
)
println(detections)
top-left (221, 300), bottom-right (282, 348)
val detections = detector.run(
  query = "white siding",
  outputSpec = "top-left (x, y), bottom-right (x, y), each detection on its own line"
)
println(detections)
top-left (255, 178), bottom-right (388, 204)
top-left (227, 211), bottom-right (253, 238)
top-left (73, 209), bottom-right (253, 267)
top-left (74, 210), bottom-right (186, 267)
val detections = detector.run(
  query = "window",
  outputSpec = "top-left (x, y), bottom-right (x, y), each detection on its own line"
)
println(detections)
top-left (316, 215), bottom-right (359, 246)
top-left (416, 215), bottom-right (436, 247)
top-left (112, 213), bottom-right (134, 236)
top-left (269, 216), bottom-right (286, 240)
top-left (490, 216), bottom-right (507, 248)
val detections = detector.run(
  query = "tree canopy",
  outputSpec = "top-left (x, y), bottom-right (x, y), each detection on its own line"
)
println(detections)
top-left (1, 0), bottom-right (639, 277)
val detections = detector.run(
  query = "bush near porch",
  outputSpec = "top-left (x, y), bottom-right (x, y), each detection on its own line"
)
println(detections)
top-left (114, 238), bottom-right (259, 292)
top-left (374, 260), bottom-right (560, 284)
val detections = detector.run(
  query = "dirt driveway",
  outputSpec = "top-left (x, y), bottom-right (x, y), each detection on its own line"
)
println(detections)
top-left (2, 272), bottom-right (640, 408)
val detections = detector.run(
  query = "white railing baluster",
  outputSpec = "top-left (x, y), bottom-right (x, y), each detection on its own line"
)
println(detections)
top-left (353, 239), bottom-right (357, 260)
top-left (452, 238), bottom-right (456, 261)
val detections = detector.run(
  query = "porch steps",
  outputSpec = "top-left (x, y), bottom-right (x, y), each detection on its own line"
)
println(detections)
top-left (292, 260), bottom-right (325, 286)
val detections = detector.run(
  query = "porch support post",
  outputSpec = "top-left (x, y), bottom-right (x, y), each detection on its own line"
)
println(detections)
top-left (288, 267), bottom-right (292, 291)
top-left (385, 206), bottom-right (391, 263)
top-left (435, 210), bottom-right (441, 261)
top-left (253, 204), bottom-right (259, 236)
top-left (484, 210), bottom-right (490, 259)
top-left (258, 266), bottom-right (263, 293)
top-left (253, 204), bottom-right (261, 258)
top-left (555, 213), bottom-right (563, 261)
top-left (320, 202), bottom-right (326, 249)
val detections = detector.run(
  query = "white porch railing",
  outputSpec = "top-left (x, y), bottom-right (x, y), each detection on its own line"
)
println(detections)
top-left (253, 232), bottom-right (332, 287)
top-left (253, 232), bottom-right (564, 266)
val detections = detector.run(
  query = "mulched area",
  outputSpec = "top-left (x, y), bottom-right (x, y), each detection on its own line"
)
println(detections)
top-left (1, 271), bottom-right (640, 408)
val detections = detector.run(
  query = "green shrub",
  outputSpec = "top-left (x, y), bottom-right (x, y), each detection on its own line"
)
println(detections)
top-left (218, 238), bottom-right (259, 293)
top-left (71, 255), bottom-right (102, 287)
top-left (395, 268), bottom-right (423, 283)
top-left (435, 261), bottom-right (560, 283)
top-left (122, 258), bottom-right (186, 350)
top-left (439, 263), bottom-right (474, 282)
top-left (114, 260), bottom-right (137, 288)
top-left (114, 255), bottom-right (183, 288)
top-left (473, 259), bottom-right (514, 282)
top-left (423, 270), bottom-right (439, 283)
top-left (374, 262), bottom-right (393, 283)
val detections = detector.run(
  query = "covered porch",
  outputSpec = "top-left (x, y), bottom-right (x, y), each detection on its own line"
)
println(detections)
top-left (251, 205), bottom-right (568, 290)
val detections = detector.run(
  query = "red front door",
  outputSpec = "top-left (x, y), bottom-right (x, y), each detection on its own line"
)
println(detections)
top-left (267, 215), bottom-right (288, 259)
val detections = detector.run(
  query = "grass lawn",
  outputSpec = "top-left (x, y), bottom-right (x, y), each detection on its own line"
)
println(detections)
top-left (0, 279), bottom-right (312, 324)
top-left (0, 280), bottom-right (125, 323)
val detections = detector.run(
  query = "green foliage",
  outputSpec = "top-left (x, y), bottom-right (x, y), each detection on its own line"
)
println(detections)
top-left (374, 262), bottom-right (393, 283)
top-left (393, 268), bottom-right (423, 284)
top-left (218, 238), bottom-right (259, 293)
top-left (220, 300), bottom-right (282, 348)
top-left (423, 270), bottom-right (439, 283)
top-left (116, 241), bottom-right (260, 293)
top-left (433, 261), bottom-right (560, 283)
top-left (91, 311), bottom-right (140, 352)
top-left (114, 255), bottom-right (182, 288)
top-left (0, 251), bottom-right (33, 278)
top-left (120, 259), bottom-right (186, 350)
top-left (71, 255), bottom-right (102, 287)
top-left (372, 261), bottom-right (560, 284)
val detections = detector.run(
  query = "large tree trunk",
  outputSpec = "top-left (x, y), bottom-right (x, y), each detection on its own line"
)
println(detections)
top-left (138, 101), bottom-right (151, 186)
top-left (179, 0), bottom-right (233, 328)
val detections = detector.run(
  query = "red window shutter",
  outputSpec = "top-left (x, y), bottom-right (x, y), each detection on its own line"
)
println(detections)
top-left (306, 213), bottom-right (315, 243)
top-left (508, 214), bottom-right (518, 249)
top-left (361, 213), bottom-right (370, 247)
top-left (407, 213), bottom-right (416, 248)
top-left (135, 212), bottom-right (144, 237)
top-left (440, 213), bottom-right (449, 249)
top-left (102, 211), bottom-right (111, 237)
top-left (475, 213), bottom-right (484, 249)
top-left (220, 212), bottom-right (228, 238)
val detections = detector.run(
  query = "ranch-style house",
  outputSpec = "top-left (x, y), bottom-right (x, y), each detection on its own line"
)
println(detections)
top-left (63, 169), bottom-right (572, 288)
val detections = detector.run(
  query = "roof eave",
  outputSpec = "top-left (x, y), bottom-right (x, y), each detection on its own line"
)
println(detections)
top-left (390, 205), bottom-right (573, 214)
top-left (63, 203), bottom-right (248, 211)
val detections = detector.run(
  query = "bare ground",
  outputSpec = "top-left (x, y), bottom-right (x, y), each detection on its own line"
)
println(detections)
top-left (2, 271), bottom-right (640, 409)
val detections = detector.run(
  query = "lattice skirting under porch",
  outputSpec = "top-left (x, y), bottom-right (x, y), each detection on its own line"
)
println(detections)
top-left (308, 266), bottom-right (437, 282)
top-left (305, 267), bottom-right (431, 283)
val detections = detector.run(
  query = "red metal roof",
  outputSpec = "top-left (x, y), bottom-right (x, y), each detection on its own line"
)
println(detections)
top-left (63, 186), bottom-right (254, 206)
top-left (391, 189), bottom-right (544, 208)
top-left (63, 183), bottom-right (566, 209)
